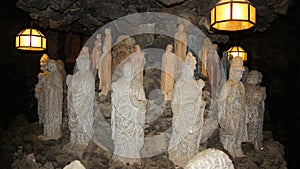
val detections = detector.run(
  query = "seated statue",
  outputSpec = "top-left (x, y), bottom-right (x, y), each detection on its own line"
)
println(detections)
top-left (168, 52), bottom-right (206, 168)
top-left (111, 62), bottom-right (147, 165)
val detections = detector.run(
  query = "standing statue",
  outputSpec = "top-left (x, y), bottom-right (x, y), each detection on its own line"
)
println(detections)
top-left (161, 44), bottom-right (177, 101)
top-left (168, 52), bottom-right (206, 168)
top-left (187, 34), bottom-right (200, 77)
top-left (174, 24), bottom-right (187, 79)
top-left (245, 70), bottom-right (266, 151)
top-left (56, 59), bottom-right (67, 93)
top-left (35, 54), bottom-right (50, 125)
top-left (199, 38), bottom-right (210, 77)
top-left (220, 51), bottom-right (230, 80)
top-left (111, 62), bottom-right (147, 165)
top-left (218, 56), bottom-right (249, 158)
top-left (91, 33), bottom-right (102, 76)
top-left (131, 44), bottom-right (146, 82)
top-left (56, 59), bottom-right (68, 132)
top-left (39, 59), bottom-right (63, 140)
top-left (65, 48), bottom-right (95, 157)
top-left (99, 28), bottom-right (112, 96)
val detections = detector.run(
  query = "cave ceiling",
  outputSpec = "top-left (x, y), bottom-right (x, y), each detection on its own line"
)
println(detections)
top-left (16, 0), bottom-right (292, 43)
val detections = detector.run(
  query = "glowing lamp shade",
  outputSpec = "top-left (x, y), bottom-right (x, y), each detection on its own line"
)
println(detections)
top-left (227, 46), bottom-right (247, 61)
top-left (15, 28), bottom-right (46, 51)
top-left (210, 0), bottom-right (256, 31)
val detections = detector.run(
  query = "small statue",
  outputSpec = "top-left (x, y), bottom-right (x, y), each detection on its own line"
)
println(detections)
top-left (161, 44), bottom-right (177, 101)
top-left (111, 62), bottom-right (147, 165)
top-left (174, 24), bottom-right (188, 79)
top-left (220, 51), bottom-right (230, 80)
top-left (131, 44), bottom-right (146, 82)
top-left (56, 59), bottom-right (67, 93)
top-left (91, 33), bottom-right (102, 76)
top-left (64, 48), bottom-right (95, 157)
top-left (39, 59), bottom-right (63, 140)
top-left (99, 28), bottom-right (112, 96)
top-left (56, 59), bottom-right (68, 132)
top-left (218, 56), bottom-right (249, 158)
top-left (244, 70), bottom-right (266, 151)
top-left (35, 54), bottom-right (50, 125)
top-left (168, 52), bottom-right (206, 168)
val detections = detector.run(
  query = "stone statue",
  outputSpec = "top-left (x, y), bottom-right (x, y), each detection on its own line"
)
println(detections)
top-left (168, 52), bottom-right (206, 168)
top-left (91, 33), bottom-right (102, 76)
top-left (221, 51), bottom-right (230, 80)
top-left (184, 148), bottom-right (234, 169)
top-left (174, 24), bottom-right (187, 79)
top-left (218, 56), bottom-right (249, 158)
top-left (56, 59), bottom-right (67, 93)
top-left (99, 28), bottom-right (112, 96)
top-left (56, 59), bottom-right (68, 132)
top-left (161, 44), bottom-right (177, 101)
top-left (131, 44), bottom-right (146, 82)
top-left (187, 34), bottom-right (200, 77)
top-left (39, 59), bottom-right (63, 140)
top-left (64, 49), bottom-right (95, 157)
top-left (245, 70), bottom-right (266, 151)
top-left (111, 62), bottom-right (147, 165)
top-left (35, 54), bottom-right (50, 125)
top-left (199, 38), bottom-right (209, 77)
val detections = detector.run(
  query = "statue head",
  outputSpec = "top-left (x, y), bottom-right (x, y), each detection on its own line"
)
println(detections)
top-left (178, 24), bottom-right (185, 32)
top-left (76, 51), bottom-right (90, 71)
top-left (96, 33), bottom-right (101, 40)
top-left (182, 52), bottom-right (196, 79)
top-left (47, 59), bottom-right (58, 72)
top-left (229, 56), bottom-right (244, 81)
top-left (80, 46), bottom-right (89, 56)
top-left (246, 70), bottom-right (260, 85)
top-left (166, 44), bottom-right (173, 52)
top-left (105, 28), bottom-right (111, 35)
top-left (135, 44), bottom-right (141, 53)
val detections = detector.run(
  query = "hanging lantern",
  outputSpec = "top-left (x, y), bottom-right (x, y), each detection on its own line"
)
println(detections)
top-left (15, 28), bottom-right (46, 51)
top-left (210, 0), bottom-right (256, 31)
top-left (227, 46), bottom-right (247, 61)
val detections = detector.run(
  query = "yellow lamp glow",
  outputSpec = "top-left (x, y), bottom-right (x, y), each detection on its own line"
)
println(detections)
top-left (227, 46), bottom-right (247, 61)
top-left (210, 0), bottom-right (256, 31)
top-left (15, 28), bottom-right (46, 51)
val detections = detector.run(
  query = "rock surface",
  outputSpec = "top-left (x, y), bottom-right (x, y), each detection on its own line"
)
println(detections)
top-left (16, 0), bottom-right (292, 39)
top-left (0, 102), bottom-right (287, 169)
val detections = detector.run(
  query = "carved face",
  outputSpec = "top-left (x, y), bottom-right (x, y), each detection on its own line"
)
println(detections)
top-left (246, 75), bottom-right (257, 85)
top-left (178, 24), bottom-right (184, 32)
top-left (47, 60), bottom-right (58, 72)
top-left (166, 44), bottom-right (173, 52)
top-left (231, 69), bottom-right (244, 81)
top-left (77, 58), bottom-right (90, 71)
